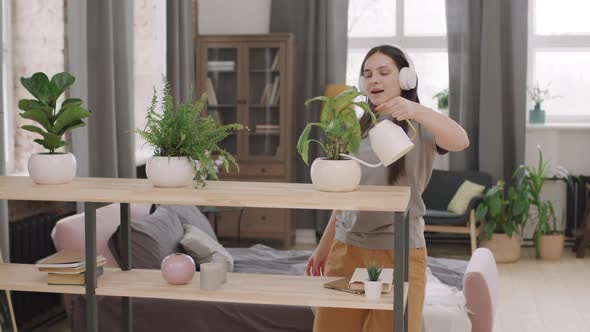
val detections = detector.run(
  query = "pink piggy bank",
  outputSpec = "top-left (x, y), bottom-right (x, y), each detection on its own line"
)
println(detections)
top-left (161, 253), bottom-right (195, 285)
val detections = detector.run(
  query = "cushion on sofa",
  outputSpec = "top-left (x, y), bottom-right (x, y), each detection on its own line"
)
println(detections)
top-left (163, 204), bottom-right (217, 241)
top-left (447, 180), bottom-right (485, 214)
top-left (180, 224), bottom-right (234, 272)
top-left (424, 209), bottom-right (467, 226)
top-left (111, 205), bottom-right (185, 269)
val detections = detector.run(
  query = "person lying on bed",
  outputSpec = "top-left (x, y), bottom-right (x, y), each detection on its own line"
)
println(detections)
top-left (306, 44), bottom-right (469, 332)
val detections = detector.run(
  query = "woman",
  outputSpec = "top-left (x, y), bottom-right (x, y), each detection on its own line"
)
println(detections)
top-left (307, 45), bottom-right (469, 332)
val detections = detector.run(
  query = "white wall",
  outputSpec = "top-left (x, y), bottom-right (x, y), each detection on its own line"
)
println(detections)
top-left (198, 0), bottom-right (270, 35)
top-left (523, 125), bottom-right (590, 237)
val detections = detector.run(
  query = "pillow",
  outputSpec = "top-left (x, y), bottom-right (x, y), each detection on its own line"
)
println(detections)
top-left (447, 180), bottom-right (485, 214)
top-left (180, 224), bottom-right (234, 272)
top-left (111, 205), bottom-right (185, 269)
top-left (162, 204), bottom-right (217, 241)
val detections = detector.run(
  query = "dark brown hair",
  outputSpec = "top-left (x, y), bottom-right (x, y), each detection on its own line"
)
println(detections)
top-left (358, 45), bottom-right (420, 185)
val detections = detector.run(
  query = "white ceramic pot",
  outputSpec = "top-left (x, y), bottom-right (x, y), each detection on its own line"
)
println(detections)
top-left (310, 158), bottom-right (361, 192)
top-left (28, 152), bottom-right (77, 185)
top-left (146, 156), bottom-right (194, 187)
top-left (363, 279), bottom-right (383, 300)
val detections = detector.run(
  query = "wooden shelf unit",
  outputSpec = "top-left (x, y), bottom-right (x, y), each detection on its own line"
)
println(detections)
top-left (196, 34), bottom-right (296, 246)
top-left (0, 176), bottom-right (411, 332)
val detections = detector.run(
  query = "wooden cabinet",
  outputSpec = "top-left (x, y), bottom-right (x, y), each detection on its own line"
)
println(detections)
top-left (196, 34), bottom-right (296, 247)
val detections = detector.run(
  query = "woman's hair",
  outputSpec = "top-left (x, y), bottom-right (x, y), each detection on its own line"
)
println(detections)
top-left (358, 45), bottom-right (420, 185)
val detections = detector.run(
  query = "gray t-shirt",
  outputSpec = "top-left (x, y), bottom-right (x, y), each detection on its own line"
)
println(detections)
top-left (335, 117), bottom-right (440, 249)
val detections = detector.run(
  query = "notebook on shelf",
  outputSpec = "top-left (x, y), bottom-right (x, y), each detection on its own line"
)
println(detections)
top-left (323, 268), bottom-right (394, 294)
top-left (35, 250), bottom-right (106, 270)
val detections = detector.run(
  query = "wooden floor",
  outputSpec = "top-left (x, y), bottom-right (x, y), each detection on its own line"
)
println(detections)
top-left (493, 247), bottom-right (590, 332)
top-left (45, 231), bottom-right (590, 332)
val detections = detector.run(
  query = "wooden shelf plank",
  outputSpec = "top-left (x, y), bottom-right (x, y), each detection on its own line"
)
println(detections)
top-left (96, 268), bottom-right (407, 311)
top-left (0, 264), bottom-right (86, 295)
top-left (0, 176), bottom-right (410, 212)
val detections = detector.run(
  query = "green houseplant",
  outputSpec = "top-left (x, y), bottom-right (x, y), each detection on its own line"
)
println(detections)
top-left (18, 72), bottom-right (91, 184)
top-left (475, 175), bottom-right (530, 263)
top-left (433, 88), bottom-right (448, 111)
top-left (527, 82), bottom-right (557, 124)
top-left (136, 82), bottom-right (244, 188)
top-left (522, 148), bottom-right (566, 260)
top-left (296, 86), bottom-right (376, 192)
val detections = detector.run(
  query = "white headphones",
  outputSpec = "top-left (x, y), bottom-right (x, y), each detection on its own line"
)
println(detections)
top-left (358, 45), bottom-right (417, 93)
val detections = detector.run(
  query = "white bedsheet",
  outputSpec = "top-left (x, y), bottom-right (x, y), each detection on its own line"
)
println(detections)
top-left (422, 268), bottom-right (471, 332)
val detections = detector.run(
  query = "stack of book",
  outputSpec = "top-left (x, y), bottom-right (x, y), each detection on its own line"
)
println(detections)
top-left (35, 250), bottom-right (106, 285)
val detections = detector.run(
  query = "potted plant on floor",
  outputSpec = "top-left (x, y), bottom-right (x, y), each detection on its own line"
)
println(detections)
top-left (297, 86), bottom-right (376, 192)
top-left (475, 174), bottom-right (530, 263)
top-left (135, 82), bottom-right (244, 188)
top-left (18, 72), bottom-right (92, 184)
top-left (363, 261), bottom-right (383, 300)
top-left (523, 149), bottom-right (566, 260)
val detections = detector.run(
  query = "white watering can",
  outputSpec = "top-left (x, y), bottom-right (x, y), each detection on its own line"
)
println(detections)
top-left (340, 119), bottom-right (417, 167)
top-left (310, 119), bottom-right (416, 192)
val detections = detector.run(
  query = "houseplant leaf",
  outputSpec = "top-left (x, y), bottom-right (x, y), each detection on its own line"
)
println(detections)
top-left (20, 72), bottom-right (51, 105)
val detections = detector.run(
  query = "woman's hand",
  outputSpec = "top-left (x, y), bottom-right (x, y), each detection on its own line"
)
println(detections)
top-left (305, 241), bottom-right (331, 276)
top-left (375, 96), bottom-right (425, 121)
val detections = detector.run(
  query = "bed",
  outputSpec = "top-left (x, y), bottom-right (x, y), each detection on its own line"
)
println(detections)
top-left (52, 204), bottom-right (498, 332)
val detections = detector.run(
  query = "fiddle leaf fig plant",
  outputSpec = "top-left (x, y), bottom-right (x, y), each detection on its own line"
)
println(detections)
top-left (18, 72), bottom-right (91, 153)
top-left (297, 86), bottom-right (376, 165)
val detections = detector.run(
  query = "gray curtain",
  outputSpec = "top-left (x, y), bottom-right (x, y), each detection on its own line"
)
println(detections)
top-left (446, 0), bottom-right (528, 181)
top-left (67, 0), bottom-right (135, 179)
top-left (167, 0), bottom-right (195, 103)
top-left (270, 0), bottom-right (349, 231)
top-left (0, 1), bottom-right (8, 261)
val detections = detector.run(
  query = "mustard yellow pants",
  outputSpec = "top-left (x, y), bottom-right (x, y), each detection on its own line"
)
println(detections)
top-left (313, 240), bottom-right (427, 332)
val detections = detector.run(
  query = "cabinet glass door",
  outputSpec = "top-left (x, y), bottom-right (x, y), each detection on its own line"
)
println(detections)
top-left (248, 47), bottom-right (281, 158)
top-left (207, 47), bottom-right (238, 155)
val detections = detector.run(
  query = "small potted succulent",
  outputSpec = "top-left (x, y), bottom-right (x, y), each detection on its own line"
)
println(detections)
top-left (363, 261), bottom-right (383, 300)
top-left (136, 81), bottom-right (244, 188)
top-left (18, 72), bottom-right (91, 184)
top-left (297, 86), bottom-right (376, 192)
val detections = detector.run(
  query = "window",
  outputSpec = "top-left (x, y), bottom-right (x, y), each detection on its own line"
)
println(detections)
top-left (530, 0), bottom-right (590, 122)
top-left (346, 0), bottom-right (448, 113)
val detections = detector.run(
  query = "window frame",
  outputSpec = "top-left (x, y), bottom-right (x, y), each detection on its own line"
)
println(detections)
top-left (528, 0), bottom-right (590, 124)
top-left (1, 0), bottom-right (14, 174)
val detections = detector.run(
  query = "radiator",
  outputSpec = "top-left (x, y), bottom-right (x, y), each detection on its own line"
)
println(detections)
top-left (9, 208), bottom-right (75, 331)
top-left (566, 175), bottom-right (590, 236)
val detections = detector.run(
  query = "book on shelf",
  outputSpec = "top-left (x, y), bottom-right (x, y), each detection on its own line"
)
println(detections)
top-left (47, 266), bottom-right (105, 285)
top-left (270, 52), bottom-right (280, 71)
top-left (206, 78), bottom-right (218, 106)
top-left (268, 77), bottom-right (280, 105)
top-left (38, 257), bottom-right (106, 274)
top-left (323, 268), bottom-right (394, 294)
top-left (35, 250), bottom-right (105, 269)
top-left (259, 83), bottom-right (272, 104)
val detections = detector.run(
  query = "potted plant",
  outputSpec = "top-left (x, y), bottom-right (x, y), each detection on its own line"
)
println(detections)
top-left (475, 175), bottom-right (530, 263)
top-left (135, 82), bottom-right (244, 188)
top-left (433, 88), bottom-right (448, 113)
top-left (522, 148), bottom-right (567, 260)
top-left (18, 72), bottom-right (91, 184)
top-left (363, 261), bottom-right (383, 300)
top-left (297, 86), bottom-right (376, 192)
top-left (527, 82), bottom-right (558, 124)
